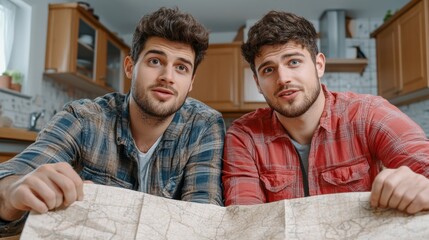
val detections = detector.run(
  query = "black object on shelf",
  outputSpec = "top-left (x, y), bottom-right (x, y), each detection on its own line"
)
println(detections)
top-left (353, 46), bottom-right (367, 59)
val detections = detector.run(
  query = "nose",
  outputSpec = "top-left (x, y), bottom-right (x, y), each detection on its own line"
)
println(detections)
top-left (159, 65), bottom-right (174, 84)
top-left (276, 65), bottom-right (292, 85)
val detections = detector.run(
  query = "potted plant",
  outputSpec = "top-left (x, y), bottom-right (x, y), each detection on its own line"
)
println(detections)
top-left (0, 72), bottom-right (11, 90)
top-left (2, 70), bottom-right (23, 92)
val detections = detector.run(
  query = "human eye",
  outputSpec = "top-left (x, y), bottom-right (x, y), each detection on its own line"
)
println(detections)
top-left (288, 59), bottom-right (301, 67)
top-left (176, 64), bottom-right (189, 73)
top-left (261, 67), bottom-right (274, 75)
top-left (148, 58), bottom-right (161, 66)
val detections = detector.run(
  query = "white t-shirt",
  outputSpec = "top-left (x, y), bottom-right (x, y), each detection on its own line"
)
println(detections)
top-left (137, 136), bottom-right (162, 192)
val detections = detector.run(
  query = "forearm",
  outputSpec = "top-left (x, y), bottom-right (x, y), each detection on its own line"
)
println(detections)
top-left (0, 175), bottom-right (26, 221)
top-left (368, 99), bottom-right (429, 172)
top-left (223, 129), bottom-right (265, 206)
top-left (182, 116), bottom-right (225, 205)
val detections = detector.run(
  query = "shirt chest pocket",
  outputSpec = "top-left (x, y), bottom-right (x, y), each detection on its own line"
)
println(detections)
top-left (80, 166), bottom-right (134, 190)
top-left (320, 159), bottom-right (371, 193)
top-left (260, 170), bottom-right (297, 201)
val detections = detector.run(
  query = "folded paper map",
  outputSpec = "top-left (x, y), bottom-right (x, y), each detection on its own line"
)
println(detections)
top-left (20, 184), bottom-right (429, 239)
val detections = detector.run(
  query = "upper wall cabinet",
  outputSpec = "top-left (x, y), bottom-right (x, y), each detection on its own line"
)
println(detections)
top-left (190, 43), bottom-right (267, 115)
top-left (371, 0), bottom-right (429, 105)
top-left (45, 3), bottom-right (131, 95)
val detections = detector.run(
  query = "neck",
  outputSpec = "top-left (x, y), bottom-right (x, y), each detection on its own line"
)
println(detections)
top-left (129, 99), bottom-right (173, 153)
top-left (276, 89), bottom-right (325, 145)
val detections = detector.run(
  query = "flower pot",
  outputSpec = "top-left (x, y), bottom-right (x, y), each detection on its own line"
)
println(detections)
top-left (0, 75), bottom-right (11, 89)
top-left (10, 83), bottom-right (21, 92)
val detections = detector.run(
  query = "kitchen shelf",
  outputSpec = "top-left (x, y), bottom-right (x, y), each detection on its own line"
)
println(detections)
top-left (44, 72), bottom-right (114, 96)
top-left (0, 127), bottom-right (38, 141)
top-left (325, 58), bottom-right (368, 75)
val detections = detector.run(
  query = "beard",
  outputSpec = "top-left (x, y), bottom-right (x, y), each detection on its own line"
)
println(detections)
top-left (265, 77), bottom-right (321, 118)
top-left (131, 82), bottom-right (188, 119)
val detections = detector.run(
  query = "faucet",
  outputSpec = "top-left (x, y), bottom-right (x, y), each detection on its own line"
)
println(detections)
top-left (29, 110), bottom-right (45, 131)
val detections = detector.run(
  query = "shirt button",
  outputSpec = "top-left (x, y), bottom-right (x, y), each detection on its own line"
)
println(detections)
top-left (321, 111), bottom-right (327, 117)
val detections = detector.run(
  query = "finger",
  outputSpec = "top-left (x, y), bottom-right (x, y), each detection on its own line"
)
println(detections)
top-left (370, 169), bottom-right (393, 207)
top-left (28, 177), bottom-right (59, 211)
top-left (386, 173), bottom-right (415, 209)
top-left (10, 185), bottom-right (49, 214)
top-left (403, 195), bottom-right (421, 214)
top-left (407, 188), bottom-right (429, 214)
top-left (47, 172), bottom-right (77, 207)
top-left (396, 187), bottom-right (418, 212)
top-left (55, 163), bottom-right (84, 201)
top-left (400, 177), bottom-right (428, 213)
top-left (386, 186), bottom-right (405, 209)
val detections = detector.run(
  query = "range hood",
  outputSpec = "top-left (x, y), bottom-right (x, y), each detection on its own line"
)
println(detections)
top-left (319, 9), bottom-right (346, 58)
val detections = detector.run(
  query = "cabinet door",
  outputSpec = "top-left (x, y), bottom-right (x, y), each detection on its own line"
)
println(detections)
top-left (76, 18), bottom-right (96, 81)
top-left (240, 66), bottom-right (268, 110)
top-left (397, 0), bottom-right (428, 94)
top-left (45, 7), bottom-right (97, 82)
top-left (96, 33), bottom-right (130, 93)
top-left (376, 23), bottom-right (400, 98)
top-left (190, 44), bottom-right (240, 111)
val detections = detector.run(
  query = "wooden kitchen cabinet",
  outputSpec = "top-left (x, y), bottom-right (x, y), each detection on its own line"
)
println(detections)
top-left (190, 43), bottom-right (241, 111)
top-left (190, 43), bottom-right (267, 114)
top-left (45, 3), bottom-right (131, 95)
top-left (371, 0), bottom-right (429, 105)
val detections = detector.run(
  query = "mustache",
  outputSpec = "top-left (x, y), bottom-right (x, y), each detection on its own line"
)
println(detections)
top-left (150, 84), bottom-right (178, 95)
top-left (274, 84), bottom-right (303, 95)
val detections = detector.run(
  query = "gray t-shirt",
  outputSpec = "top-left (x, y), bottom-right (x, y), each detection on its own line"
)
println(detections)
top-left (290, 138), bottom-right (310, 176)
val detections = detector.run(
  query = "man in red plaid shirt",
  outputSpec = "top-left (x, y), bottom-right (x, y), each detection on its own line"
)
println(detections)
top-left (222, 10), bottom-right (429, 214)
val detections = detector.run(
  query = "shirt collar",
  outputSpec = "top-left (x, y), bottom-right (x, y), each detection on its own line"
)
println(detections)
top-left (116, 93), bottom-right (132, 146)
top-left (319, 84), bottom-right (333, 133)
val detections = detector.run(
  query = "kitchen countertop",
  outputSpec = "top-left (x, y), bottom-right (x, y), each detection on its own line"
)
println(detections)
top-left (0, 127), bottom-right (38, 141)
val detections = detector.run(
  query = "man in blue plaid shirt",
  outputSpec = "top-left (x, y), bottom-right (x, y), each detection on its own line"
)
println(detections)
top-left (0, 7), bottom-right (225, 236)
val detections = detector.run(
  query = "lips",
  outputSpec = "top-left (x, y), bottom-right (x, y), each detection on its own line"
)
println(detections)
top-left (151, 86), bottom-right (176, 101)
top-left (152, 87), bottom-right (174, 95)
top-left (277, 89), bottom-right (299, 97)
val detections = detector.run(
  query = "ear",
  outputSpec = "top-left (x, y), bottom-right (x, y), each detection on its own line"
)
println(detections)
top-left (315, 53), bottom-right (326, 79)
top-left (124, 56), bottom-right (134, 79)
top-left (188, 75), bottom-right (195, 92)
top-left (253, 74), bottom-right (263, 94)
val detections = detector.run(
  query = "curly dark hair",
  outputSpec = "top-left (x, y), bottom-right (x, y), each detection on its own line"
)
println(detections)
top-left (242, 11), bottom-right (319, 75)
top-left (130, 7), bottom-right (209, 75)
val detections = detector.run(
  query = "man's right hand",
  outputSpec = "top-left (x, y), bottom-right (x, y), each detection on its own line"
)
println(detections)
top-left (0, 162), bottom-right (84, 222)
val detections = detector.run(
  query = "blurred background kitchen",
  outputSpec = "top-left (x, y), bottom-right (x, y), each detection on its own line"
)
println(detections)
top-left (0, 0), bottom-right (428, 161)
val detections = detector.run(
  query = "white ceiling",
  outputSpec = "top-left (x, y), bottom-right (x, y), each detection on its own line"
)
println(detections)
top-left (81, 0), bottom-right (410, 35)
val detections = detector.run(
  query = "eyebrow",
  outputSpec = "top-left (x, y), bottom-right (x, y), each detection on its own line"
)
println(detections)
top-left (144, 49), bottom-right (194, 69)
top-left (256, 52), bottom-right (306, 72)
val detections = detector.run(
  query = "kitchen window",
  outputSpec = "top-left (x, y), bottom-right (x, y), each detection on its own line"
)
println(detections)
top-left (0, 0), bottom-right (16, 74)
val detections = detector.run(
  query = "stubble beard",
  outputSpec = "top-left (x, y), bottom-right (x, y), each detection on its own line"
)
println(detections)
top-left (266, 77), bottom-right (321, 118)
top-left (132, 83), bottom-right (188, 120)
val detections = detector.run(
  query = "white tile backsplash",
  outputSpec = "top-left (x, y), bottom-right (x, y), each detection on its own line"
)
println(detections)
top-left (0, 76), bottom-right (100, 130)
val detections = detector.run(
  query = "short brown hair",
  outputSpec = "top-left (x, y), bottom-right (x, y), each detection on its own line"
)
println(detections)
top-left (242, 11), bottom-right (319, 75)
top-left (130, 7), bottom-right (209, 75)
